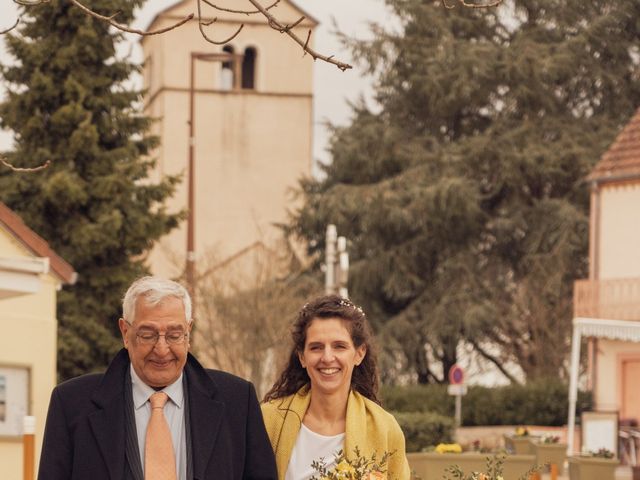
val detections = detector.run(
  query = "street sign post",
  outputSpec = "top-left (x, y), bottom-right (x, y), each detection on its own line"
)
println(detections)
top-left (447, 364), bottom-right (467, 427)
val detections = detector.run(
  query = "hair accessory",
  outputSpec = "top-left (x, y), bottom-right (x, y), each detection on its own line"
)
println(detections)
top-left (338, 297), bottom-right (365, 315)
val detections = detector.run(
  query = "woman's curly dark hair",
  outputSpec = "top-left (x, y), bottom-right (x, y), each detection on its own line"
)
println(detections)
top-left (263, 294), bottom-right (380, 404)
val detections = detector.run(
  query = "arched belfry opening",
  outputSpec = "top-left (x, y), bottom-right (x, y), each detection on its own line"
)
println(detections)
top-left (241, 47), bottom-right (257, 90)
top-left (221, 45), bottom-right (235, 90)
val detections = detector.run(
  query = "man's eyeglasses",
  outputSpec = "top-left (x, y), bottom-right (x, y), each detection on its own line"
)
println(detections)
top-left (135, 330), bottom-right (189, 346)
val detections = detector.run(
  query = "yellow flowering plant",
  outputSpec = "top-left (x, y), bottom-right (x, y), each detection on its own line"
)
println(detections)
top-left (444, 453), bottom-right (539, 480)
top-left (435, 443), bottom-right (463, 454)
top-left (310, 447), bottom-right (392, 480)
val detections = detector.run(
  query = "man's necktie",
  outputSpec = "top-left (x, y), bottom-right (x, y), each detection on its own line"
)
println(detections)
top-left (145, 392), bottom-right (177, 480)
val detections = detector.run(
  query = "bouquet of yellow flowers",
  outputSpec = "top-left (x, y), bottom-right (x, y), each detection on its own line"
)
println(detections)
top-left (310, 447), bottom-right (392, 480)
top-left (444, 453), bottom-right (539, 480)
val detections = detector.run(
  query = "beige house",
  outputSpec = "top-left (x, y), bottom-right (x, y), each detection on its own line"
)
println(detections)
top-left (0, 202), bottom-right (76, 478)
top-left (567, 107), bottom-right (640, 453)
top-left (141, 0), bottom-right (315, 287)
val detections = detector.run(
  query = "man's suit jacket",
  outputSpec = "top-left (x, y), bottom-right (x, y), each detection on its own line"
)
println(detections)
top-left (37, 349), bottom-right (277, 480)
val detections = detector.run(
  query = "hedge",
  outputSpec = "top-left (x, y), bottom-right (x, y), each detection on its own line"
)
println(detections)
top-left (382, 378), bottom-right (593, 427)
top-left (391, 411), bottom-right (454, 452)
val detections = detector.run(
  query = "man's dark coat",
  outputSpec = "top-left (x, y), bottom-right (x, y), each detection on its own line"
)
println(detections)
top-left (37, 349), bottom-right (277, 480)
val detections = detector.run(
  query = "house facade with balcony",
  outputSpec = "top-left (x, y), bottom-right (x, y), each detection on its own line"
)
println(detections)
top-left (567, 107), bottom-right (640, 453)
top-left (0, 202), bottom-right (76, 478)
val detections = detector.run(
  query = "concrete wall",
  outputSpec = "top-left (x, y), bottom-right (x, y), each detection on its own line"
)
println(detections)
top-left (0, 230), bottom-right (58, 479)
top-left (592, 181), bottom-right (640, 422)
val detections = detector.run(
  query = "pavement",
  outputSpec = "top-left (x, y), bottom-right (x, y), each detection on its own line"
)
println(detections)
top-left (539, 465), bottom-right (633, 480)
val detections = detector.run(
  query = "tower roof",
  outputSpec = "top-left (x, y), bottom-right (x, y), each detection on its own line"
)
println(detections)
top-left (145, 0), bottom-right (319, 32)
top-left (588, 107), bottom-right (640, 183)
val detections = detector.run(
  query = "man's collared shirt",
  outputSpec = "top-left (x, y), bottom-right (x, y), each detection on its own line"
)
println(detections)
top-left (130, 365), bottom-right (187, 480)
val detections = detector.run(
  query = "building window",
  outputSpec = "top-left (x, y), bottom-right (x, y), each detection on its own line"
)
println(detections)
top-left (221, 45), bottom-right (235, 90)
top-left (241, 47), bottom-right (256, 90)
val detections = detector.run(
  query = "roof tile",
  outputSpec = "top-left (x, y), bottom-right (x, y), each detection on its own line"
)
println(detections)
top-left (589, 107), bottom-right (640, 182)
top-left (0, 202), bottom-right (77, 284)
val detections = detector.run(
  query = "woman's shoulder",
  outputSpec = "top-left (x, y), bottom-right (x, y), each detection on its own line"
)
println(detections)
top-left (261, 394), bottom-right (291, 414)
top-left (356, 392), bottom-right (404, 433)
top-left (261, 394), bottom-right (293, 414)
top-left (261, 387), bottom-right (309, 420)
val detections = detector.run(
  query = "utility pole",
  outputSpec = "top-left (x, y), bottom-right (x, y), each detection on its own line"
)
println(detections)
top-left (186, 51), bottom-right (240, 306)
top-left (336, 235), bottom-right (349, 298)
top-left (324, 224), bottom-right (349, 298)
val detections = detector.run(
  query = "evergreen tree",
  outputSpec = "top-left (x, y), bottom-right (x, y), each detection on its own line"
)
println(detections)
top-left (290, 0), bottom-right (640, 383)
top-left (0, 0), bottom-right (181, 379)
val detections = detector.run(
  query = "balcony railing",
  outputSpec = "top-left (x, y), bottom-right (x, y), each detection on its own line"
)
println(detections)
top-left (574, 278), bottom-right (640, 321)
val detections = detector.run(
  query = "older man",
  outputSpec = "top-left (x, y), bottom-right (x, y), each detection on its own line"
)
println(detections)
top-left (38, 276), bottom-right (277, 480)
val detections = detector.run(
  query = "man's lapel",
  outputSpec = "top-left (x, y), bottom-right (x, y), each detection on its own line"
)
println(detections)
top-left (88, 349), bottom-right (130, 480)
top-left (185, 354), bottom-right (225, 479)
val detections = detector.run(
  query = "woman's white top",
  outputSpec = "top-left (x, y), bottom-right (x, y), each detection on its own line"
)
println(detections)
top-left (284, 423), bottom-right (345, 480)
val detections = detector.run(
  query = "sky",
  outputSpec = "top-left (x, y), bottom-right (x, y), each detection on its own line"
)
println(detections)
top-left (0, 0), bottom-right (394, 166)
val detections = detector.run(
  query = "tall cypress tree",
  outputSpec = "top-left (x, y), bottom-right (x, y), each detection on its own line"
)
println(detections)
top-left (0, 0), bottom-right (181, 379)
top-left (291, 0), bottom-right (640, 383)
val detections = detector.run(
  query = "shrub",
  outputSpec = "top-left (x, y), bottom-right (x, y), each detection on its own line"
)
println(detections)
top-left (382, 384), bottom-right (452, 416)
top-left (382, 378), bottom-right (593, 426)
top-left (392, 411), bottom-right (454, 452)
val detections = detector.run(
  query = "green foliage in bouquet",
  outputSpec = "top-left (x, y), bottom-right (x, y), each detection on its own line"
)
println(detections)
top-left (444, 453), bottom-right (539, 480)
top-left (310, 447), bottom-right (392, 480)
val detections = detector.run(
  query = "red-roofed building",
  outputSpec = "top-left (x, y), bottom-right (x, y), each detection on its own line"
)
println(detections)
top-left (0, 201), bottom-right (76, 478)
top-left (567, 108), bottom-right (640, 456)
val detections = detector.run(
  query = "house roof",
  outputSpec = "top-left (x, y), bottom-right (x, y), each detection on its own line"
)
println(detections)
top-left (145, 0), bottom-right (319, 33)
top-left (588, 107), bottom-right (640, 183)
top-left (0, 202), bottom-right (77, 285)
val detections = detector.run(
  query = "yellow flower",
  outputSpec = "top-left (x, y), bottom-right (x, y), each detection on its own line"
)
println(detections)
top-left (515, 427), bottom-right (529, 436)
top-left (435, 443), bottom-right (463, 454)
top-left (363, 472), bottom-right (385, 480)
top-left (334, 459), bottom-right (356, 478)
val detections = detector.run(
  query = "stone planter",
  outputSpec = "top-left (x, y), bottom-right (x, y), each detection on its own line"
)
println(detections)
top-left (568, 456), bottom-right (618, 480)
top-left (504, 434), bottom-right (537, 455)
top-left (407, 452), bottom-right (536, 480)
top-left (531, 442), bottom-right (567, 474)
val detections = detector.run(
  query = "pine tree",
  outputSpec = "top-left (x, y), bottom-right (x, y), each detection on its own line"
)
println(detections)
top-left (0, 0), bottom-right (181, 379)
top-left (290, 0), bottom-right (640, 383)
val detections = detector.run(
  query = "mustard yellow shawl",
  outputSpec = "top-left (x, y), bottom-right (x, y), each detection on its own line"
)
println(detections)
top-left (261, 386), bottom-right (410, 480)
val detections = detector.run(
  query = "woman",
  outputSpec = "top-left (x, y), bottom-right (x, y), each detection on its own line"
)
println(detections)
top-left (261, 295), bottom-right (410, 480)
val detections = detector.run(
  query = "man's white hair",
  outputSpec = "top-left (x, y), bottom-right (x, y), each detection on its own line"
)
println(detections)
top-left (122, 276), bottom-right (192, 324)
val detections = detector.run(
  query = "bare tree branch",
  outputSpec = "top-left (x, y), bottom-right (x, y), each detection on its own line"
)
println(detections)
top-left (469, 339), bottom-right (522, 384)
top-left (13, 0), bottom-right (49, 5)
top-left (69, 0), bottom-right (194, 36)
top-left (442, 0), bottom-right (503, 8)
top-left (1, 18), bottom-right (20, 35)
top-left (196, 0), bottom-right (244, 45)
top-left (460, 0), bottom-right (503, 8)
top-left (0, 156), bottom-right (51, 172)
top-left (246, 0), bottom-right (352, 71)
top-left (202, 0), bottom-right (280, 16)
